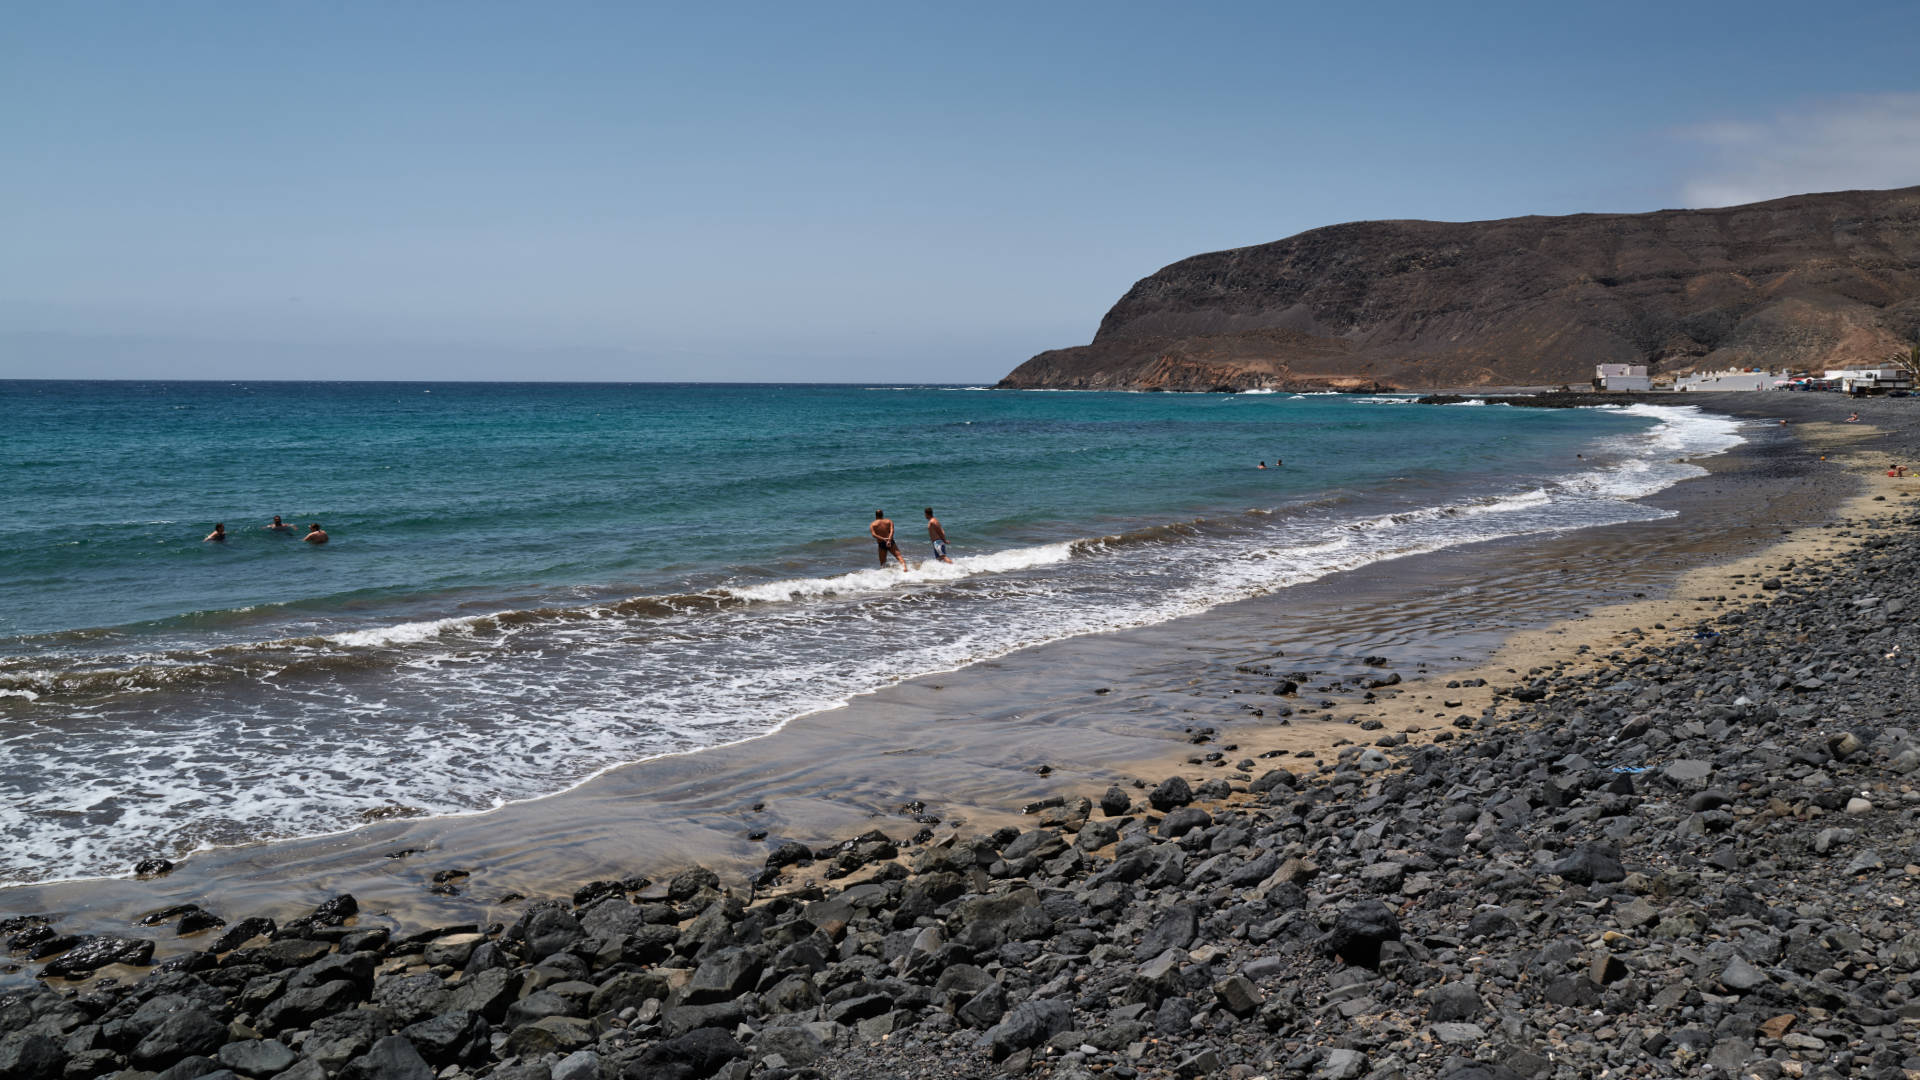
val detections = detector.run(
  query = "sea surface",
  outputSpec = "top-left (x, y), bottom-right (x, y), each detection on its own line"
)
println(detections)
top-left (0, 381), bottom-right (1745, 886)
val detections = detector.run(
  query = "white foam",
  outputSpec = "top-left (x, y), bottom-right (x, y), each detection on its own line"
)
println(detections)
top-left (721, 542), bottom-right (1076, 603)
top-left (322, 616), bottom-right (487, 649)
top-left (1463, 488), bottom-right (1553, 514)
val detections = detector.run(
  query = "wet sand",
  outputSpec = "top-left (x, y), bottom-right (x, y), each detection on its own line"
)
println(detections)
top-left (0, 395), bottom-right (1880, 971)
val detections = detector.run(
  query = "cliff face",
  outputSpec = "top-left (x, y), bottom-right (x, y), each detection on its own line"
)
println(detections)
top-left (1000, 186), bottom-right (1920, 391)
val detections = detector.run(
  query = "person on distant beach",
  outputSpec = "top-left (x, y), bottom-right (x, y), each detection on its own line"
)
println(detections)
top-left (204, 523), bottom-right (226, 543)
top-left (265, 515), bottom-right (293, 533)
top-left (1847, 412), bottom-right (1861, 423)
top-left (304, 523), bottom-right (329, 545)
top-left (925, 507), bottom-right (953, 564)
top-left (869, 511), bottom-right (906, 568)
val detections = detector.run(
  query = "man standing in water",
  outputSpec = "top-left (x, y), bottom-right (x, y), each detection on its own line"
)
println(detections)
top-left (304, 523), bottom-right (329, 545)
top-left (870, 510), bottom-right (907, 569)
top-left (924, 507), bottom-right (953, 563)
top-left (265, 515), bottom-right (294, 533)
top-left (204, 523), bottom-right (227, 542)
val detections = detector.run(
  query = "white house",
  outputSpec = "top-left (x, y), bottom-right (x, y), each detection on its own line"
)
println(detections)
top-left (1824, 366), bottom-right (1914, 393)
top-left (1595, 363), bottom-right (1652, 391)
top-left (1675, 369), bottom-right (1784, 392)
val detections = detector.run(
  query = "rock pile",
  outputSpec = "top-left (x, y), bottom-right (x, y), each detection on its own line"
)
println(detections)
top-left (8, 509), bottom-right (1920, 1080)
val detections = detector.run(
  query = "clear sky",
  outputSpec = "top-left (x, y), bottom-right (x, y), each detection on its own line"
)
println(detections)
top-left (4, 2), bottom-right (1918, 382)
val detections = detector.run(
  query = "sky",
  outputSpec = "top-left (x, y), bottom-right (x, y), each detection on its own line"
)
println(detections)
top-left (3, 2), bottom-right (1918, 383)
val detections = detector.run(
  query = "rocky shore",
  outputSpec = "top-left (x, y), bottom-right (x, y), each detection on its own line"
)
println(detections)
top-left (8, 405), bottom-right (1920, 1080)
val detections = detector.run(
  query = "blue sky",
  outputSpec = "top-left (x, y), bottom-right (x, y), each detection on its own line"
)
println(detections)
top-left (4, 2), bottom-right (1917, 382)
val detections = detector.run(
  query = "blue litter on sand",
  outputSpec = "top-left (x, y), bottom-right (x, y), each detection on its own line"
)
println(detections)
top-left (1609, 765), bottom-right (1649, 773)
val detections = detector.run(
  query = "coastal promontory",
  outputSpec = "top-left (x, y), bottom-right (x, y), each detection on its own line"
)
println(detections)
top-left (1001, 185), bottom-right (1920, 391)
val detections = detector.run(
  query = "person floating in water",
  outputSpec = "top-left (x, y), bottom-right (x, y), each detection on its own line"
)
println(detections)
top-left (265, 515), bottom-right (294, 533)
top-left (204, 523), bottom-right (227, 542)
top-left (304, 523), bottom-right (329, 545)
top-left (925, 507), bottom-right (953, 564)
top-left (1256, 462), bottom-right (1267, 469)
top-left (869, 510), bottom-right (907, 569)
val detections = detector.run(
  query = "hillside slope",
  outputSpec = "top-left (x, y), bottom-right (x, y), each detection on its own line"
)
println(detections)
top-left (1000, 186), bottom-right (1920, 390)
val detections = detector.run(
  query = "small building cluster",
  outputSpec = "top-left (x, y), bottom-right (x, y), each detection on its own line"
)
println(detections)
top-left (1675, 368), bottom-right (1785, 392)
top-left (1821, 366), bottom-right (1914, 393)
top-left (1593, 364), bottom-right (1651, 391)
top-left (1595, 364), bottom-right (1915, 394)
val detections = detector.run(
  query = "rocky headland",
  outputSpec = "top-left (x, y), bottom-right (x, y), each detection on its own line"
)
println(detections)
top-left (999, 186), bottom-right (1920, 392)
top-left (6, 397), bottom-right (1920, 1080)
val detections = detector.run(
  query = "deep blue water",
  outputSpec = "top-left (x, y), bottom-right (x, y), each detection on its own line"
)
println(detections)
top-left (0, 381), bottom-right (1743, 883)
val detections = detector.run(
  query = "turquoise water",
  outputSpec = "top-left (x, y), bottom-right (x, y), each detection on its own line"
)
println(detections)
top-left (0, 381), bottom-right (1744, 883)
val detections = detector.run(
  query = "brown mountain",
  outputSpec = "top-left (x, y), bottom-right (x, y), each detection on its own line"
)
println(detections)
top-left (999, 186), bottom-right (1920, 391)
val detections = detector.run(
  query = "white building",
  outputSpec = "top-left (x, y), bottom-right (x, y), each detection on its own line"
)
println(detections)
top-left (1824, 366), bottom-right (1914, 393)
top-left (1594, 363), bottom-right (1652, 391)
top-left (1675, 369), bottom-right (1784, 392)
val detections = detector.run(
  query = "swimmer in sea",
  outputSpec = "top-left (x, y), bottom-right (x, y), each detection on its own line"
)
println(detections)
top-left (304, 523), bottom-right (329, 545)
top-left (265, 515), bottom-right (294, 533)
top-left (925, 507), bottom-right (953, 564)
top-left (869, 510), bottom-right (907, 569)
top-left (204, 523), bottom-right (226, 542)
top-left (1257, 462), bottom-right (1267, 469)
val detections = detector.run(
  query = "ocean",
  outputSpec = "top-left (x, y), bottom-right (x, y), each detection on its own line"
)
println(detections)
top-left (0, 380), bottom-right (1745, 887)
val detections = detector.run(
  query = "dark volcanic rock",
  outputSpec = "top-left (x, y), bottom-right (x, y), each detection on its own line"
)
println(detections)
top-left (1148, 776), bottom-right (1193, 811)
top-left (0, 1032), bottom-right (64, 1080)
top-left (131, 1008), bottom-right (227, 1069)
top-left (1547, 844), bottom-right (1626, 885)
top-left (980, 999), bottom-right (1070, 1060)
top-left (624, 1027), bottom-right (745, 1080)
top-left (342, 1035), bottom-right (434, 1080)
top-left (41, 936), bottom-right (153, 977)
top-left (210, 917), bottom-right (275, 952)
top-left (999, 186), bottom-right (1920, 390)
top-left (399, 1011), bottom-right (489, 1067)
top-left (1135, 905), bottom-right (1200, 960)
top-left (1426, 981), bottom-right (1482, 1021)
top-left (215, 1039), bottom-right (298, 1078)
top-left (1318, 900), bottom-right (1401, 969)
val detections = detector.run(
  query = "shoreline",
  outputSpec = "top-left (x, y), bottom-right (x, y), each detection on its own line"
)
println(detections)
top-left (0, 396), bottom-right (1855, 942)
top-left (2, 393), bottom-right (1918, 1080)
top-left (6, 393), bottom-right (1920, 1080)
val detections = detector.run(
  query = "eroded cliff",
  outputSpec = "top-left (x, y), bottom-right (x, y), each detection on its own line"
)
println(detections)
top-left (1001, 186), bottom-right (1920, 391)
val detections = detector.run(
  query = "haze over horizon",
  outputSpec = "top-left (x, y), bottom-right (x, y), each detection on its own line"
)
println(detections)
top-left (5, 2), bottom-right (1918, 383)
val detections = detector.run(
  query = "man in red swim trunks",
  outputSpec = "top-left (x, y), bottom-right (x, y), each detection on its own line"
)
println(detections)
top-left (869, 510), bottom-right (908, 569)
